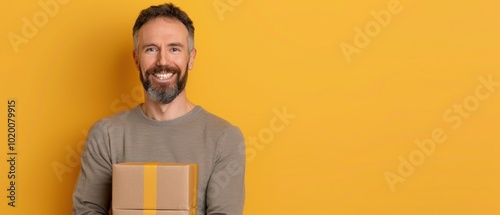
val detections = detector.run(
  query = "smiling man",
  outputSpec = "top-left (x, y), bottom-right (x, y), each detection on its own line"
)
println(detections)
top-left (72, 3), bottom-right (245, 215)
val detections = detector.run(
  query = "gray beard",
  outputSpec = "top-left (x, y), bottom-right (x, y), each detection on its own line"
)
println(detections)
top-left (140, 64), bottom-right (189, 104)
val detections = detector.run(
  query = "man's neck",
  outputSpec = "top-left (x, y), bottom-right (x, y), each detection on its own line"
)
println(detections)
top-left (141, 91), bottom-right (195, 121)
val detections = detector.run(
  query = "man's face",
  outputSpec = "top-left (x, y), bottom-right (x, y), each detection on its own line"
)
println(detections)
top-left (134, 17), bottom-right (196, 104)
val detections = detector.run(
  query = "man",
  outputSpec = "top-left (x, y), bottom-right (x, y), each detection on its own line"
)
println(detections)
top-left (72, 3), bottom-right (245, 215)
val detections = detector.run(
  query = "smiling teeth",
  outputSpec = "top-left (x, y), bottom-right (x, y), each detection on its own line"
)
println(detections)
top-left (155, 73), bottom-right (173, 80)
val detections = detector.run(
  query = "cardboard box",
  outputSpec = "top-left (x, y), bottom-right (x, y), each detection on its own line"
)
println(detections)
top-left (112, 162), bottom-right (197, 214)
top-left (113, 209), bottom-right (196, 215)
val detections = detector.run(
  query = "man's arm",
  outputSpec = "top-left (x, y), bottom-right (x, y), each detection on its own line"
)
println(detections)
top-left (73, 121), bottom-right (113, 215)
top-left (206, 126), bottom-right (246, 215)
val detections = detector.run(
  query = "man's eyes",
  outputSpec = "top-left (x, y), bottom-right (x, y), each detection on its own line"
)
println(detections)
top-left (145, 47), bottom-right (157, 52)
top-left (144, 47), bottom-right (181, 53)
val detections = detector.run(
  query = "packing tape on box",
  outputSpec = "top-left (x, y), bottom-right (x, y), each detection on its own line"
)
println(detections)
top-left (144, 162), bottom-right (159, 214)
top-left (143, 210), bottom-right (156, 215)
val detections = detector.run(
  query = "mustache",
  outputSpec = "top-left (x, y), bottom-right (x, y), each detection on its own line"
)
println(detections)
top-left (145, 65), bottom-right (181, 76)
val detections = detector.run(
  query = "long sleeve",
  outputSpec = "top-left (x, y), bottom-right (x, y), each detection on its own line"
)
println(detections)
top-left (72, 121), bottom-right (113, 215)
top-left (206, 126), bottom-right (246, 215)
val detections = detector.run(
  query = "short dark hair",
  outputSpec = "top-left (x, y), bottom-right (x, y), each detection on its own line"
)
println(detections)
top-left (132, 3), bottom-right (195, 52)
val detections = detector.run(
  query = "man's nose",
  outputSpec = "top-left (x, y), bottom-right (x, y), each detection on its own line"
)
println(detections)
top-left (156, 49), bottom-right (171, 66)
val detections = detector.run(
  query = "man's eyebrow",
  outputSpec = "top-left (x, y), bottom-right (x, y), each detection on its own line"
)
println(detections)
top-left (167, 42), bottom-right (184, 47)
top-left (141, 43), bottom-right (157, 49)
top-left (141, 42), bottom-right (185, 49)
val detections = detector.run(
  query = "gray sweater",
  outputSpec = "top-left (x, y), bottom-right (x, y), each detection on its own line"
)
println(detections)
top-left (72, 105), bottom-right (245, 215)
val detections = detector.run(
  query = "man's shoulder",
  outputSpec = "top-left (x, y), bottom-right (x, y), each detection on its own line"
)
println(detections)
top-left (91, 106), bottom-right (139, 130)
top-left (197, 106), bottom-right (236, 128)
top-left (196, 106), bottom-right (243, 136)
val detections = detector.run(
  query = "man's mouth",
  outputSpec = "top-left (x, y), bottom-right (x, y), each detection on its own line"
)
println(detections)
top-left (153, 72), bottom-right (174, 80)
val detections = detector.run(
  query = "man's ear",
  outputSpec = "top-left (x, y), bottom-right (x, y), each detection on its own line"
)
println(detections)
top-left (132, 50), bottom-right (140, 70)
top-left (188, 48), bottom-right (197, 70)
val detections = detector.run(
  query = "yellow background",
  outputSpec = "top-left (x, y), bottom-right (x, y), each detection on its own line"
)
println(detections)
top-left (1, 0), bottom-right (500, 214)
